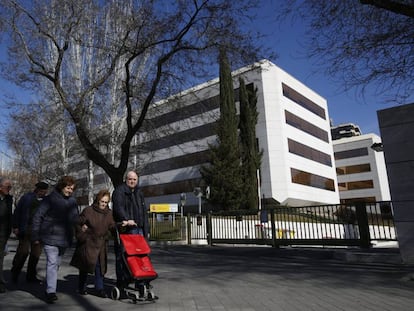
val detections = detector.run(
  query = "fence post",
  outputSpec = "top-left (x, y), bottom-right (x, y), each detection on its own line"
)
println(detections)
top-left (356, 202), bottom-right (371, 248)
top-left (187, 214), bottom-right (192, 245)
top-left (207, 212), bottom-right (213, 246)
top-left (270, 208), bottom-right (278, 248)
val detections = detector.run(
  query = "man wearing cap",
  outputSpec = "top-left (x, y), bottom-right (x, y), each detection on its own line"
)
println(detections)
top-left (11, 181), bottom-right (49, 283)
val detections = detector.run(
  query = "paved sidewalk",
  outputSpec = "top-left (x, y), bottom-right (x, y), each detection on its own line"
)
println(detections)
top-left (1, 238), bottom-right (414, 311)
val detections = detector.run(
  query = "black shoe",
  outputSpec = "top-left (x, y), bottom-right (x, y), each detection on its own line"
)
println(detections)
top-left (0, 284), bottom-right (6, 293)
top-left (45, 292), bottom-right (58, 304)
top-left (95, 289), bottom-right (108, 298)
top-left (78, 289), bottom-right (88, 296)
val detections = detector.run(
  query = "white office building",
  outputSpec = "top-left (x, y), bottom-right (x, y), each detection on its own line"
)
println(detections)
top-left (137, 59), bottom-right (340, 208)
top-left (333, 133), bottom-right (391, 204)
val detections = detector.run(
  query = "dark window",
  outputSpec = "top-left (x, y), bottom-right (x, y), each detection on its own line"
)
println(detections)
top-left (140, 178), bottom-right (203, 197)
top-left (285, 110), bottom-right (329, 142)
top-left (282, 83), bottom-right (326, 119)
top-left (288, 138), bottom-right (332, 166)
top-left (141, 150), bottom-right (211, 175)
top-left (144, 83), bottom-right (254, 129)
top-left (340, 197), bottom-right (376, 204)
top-left (336, 164), bottom-right (371, 175)
top-left (144, 96), bottom-right (220, 129)
top-left (137, 122), bottom-right (217, 153)
top-left (291, 168), bottom-right (335, 191)
top-left (334, 148), bottom-right (369, 160)
top-left (338, 180), bottom-right (374, 191)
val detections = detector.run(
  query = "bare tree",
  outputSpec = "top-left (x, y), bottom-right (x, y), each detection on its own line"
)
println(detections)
top-left (6, 99), bottom-right (73, 181)
top-left (278, 0), bottom-right (414, 103)
top-left (0, 0), bottom-right (268, 187)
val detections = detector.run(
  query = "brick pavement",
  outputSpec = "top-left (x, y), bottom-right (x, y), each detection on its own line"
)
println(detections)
top-left (1, 238), bottom-right (414, 311)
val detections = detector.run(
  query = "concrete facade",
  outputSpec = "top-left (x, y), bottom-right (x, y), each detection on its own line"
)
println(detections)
top-left (378, 102), bottom-right (414, 263)
top-left (137, 60), bottom-right (339, 208)
top-left (333, 133), bottom-right (391, 204)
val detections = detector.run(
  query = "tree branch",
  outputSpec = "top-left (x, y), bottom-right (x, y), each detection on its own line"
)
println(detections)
top-left (360, 0), bottom-right (414, 18)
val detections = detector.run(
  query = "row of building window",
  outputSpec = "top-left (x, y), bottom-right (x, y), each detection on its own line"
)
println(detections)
top-left (340, 197), bottom-right (376, 204)
top-left (336, 163), bottom-right (371, 175)
top-left (144, 83), bottom-right (254, 130)
top-left (141, 150), bottom-right (210, 175)
top-left (285, 110), bottom-right (329, 143)
top-left (138, 122), bottom-right (216, 153)
top-left (140, 177), bottom-right (203, 197)
top-left (282, 83), bottom-right (326, 120)
top-left (291, 168), bottom-right (336, 191)
top-left (334, 147), bottom-right (368, 160)
top-left (338, 180), bottom-right (374, 191)
top-left (145, 95), bottom-right (220, 129)
top-left (288, 138), bottom-right (332, 167)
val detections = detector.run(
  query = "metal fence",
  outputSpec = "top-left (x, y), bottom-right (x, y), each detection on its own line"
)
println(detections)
top-left (149, 213), bottom-right (185, 241)
top-left (184, 201), bottom-right (396, 248)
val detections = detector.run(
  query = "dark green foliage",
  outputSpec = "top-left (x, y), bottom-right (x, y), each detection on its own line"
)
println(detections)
top-left (201, 50), bottom-right (244, 210)
top-left (239, 77), bottom-right (262, 209)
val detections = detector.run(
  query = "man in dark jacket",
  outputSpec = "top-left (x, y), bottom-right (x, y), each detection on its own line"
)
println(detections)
top-left (11, 181), bottom-right (49, 283)
top-left (112, 170), bottom-right (149, 288)
top-left (0, 177), bottom-right (13, 293)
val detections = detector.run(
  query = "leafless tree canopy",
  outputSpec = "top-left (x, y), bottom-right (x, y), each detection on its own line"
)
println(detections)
top-left (279, 0), bottom-right (414, 103)
top-left (0, 0), bottom-right (269, 186)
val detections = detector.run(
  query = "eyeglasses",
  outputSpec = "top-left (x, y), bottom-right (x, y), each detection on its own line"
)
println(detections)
top-left (99, 200), bottom-right (109, 204)
top-left (2, 185), bottom-right (12, 190)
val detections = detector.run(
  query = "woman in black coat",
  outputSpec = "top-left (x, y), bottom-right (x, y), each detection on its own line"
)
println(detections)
top-left (70, 189), bottom-right (115, 298)
top-left (31, 176), bottom-right (78, 303)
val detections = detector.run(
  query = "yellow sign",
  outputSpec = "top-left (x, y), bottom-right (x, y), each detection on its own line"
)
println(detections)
top-left (150, 203), bottom-right (178, 213)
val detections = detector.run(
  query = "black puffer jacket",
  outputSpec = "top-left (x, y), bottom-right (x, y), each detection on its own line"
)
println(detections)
top-left (31, 189), bottom-right (79, 248)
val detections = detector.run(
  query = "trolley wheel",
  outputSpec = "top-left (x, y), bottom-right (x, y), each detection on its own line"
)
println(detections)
top-left (111, 286), bottom-right (121, 300)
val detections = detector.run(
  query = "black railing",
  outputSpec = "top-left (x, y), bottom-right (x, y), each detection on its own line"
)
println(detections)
top-left (185, 201), bottom-right (397, 248)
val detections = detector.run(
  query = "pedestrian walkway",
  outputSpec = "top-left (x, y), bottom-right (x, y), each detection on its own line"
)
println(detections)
top-left (1, 238), bottom-right (414, 311)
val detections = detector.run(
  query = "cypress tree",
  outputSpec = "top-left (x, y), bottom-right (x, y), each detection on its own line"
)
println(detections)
top-left (200, 50), bottom-right (243, 210)
top-left (239, 77), bottom-right (262, 209)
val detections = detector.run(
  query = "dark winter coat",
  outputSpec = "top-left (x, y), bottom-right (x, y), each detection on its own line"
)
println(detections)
top-left (112, 183), bottom-right (149, 237)
top-left (0, 194), bottom-right (13, 239)
top-left (31, 189), bottom-right (79, 248)
top-left (12, 192), bottom-right (39, 237)
top-left (70, 204), bottom-right (115, 274)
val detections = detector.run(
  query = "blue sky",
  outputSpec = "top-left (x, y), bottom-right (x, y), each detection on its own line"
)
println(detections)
top-left (0, 1), bottom-right (407, 163)
top-left (254, 2), bottom-right (401, 136)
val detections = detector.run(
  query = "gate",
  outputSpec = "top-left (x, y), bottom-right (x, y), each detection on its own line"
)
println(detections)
top-left (185, 201), bottom-right (397, 248)
top-left (149, 212), bottom-right (186, 241)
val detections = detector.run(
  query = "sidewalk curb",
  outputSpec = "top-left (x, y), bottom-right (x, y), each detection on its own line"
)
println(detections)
top-left (332, 249), bottom-right (403, 264)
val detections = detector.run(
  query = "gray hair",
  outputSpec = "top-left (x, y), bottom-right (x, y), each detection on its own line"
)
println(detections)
top-left (0, 177), bottom-right (11, 186)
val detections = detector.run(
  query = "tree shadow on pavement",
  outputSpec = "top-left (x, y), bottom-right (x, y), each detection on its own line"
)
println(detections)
top-left (4, 270), bottom-right (105, 310)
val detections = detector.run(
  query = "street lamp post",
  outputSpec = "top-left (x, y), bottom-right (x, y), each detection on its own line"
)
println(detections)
top-left (180, 193), bottom-right (186, 217)
top-left (193, 187), bottom-right (202, 214)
